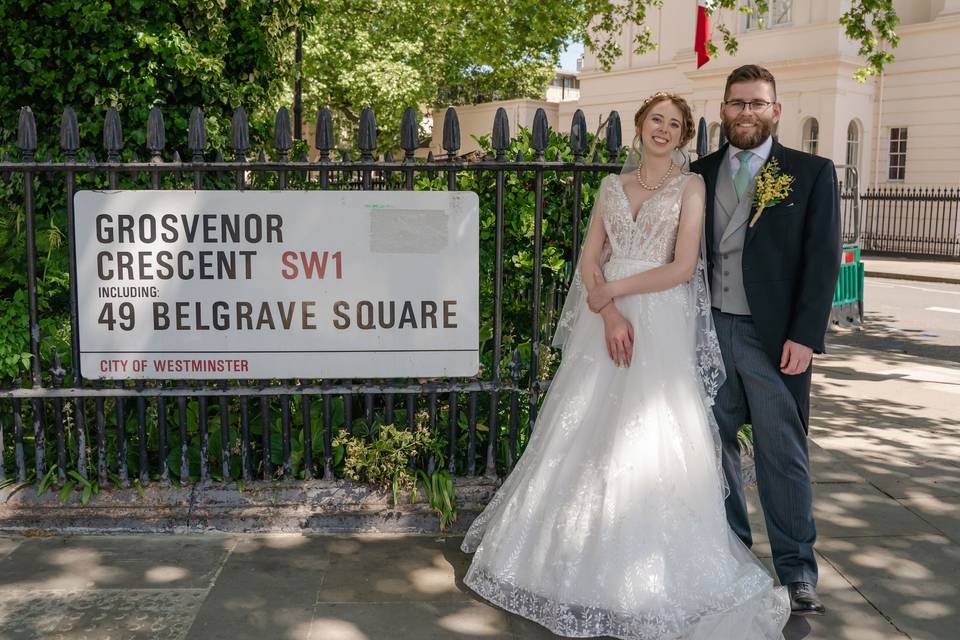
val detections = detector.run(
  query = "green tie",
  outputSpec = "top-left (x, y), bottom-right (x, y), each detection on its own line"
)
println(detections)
top-left (733, 150), bottom-right (754, 201)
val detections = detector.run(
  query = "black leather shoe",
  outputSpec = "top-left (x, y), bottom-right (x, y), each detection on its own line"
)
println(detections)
top-left (789, 581), bottom-right (826, 616)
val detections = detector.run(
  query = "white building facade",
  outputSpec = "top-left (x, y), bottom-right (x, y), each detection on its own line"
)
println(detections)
top-left (563, 0), bottom-right (960, 187)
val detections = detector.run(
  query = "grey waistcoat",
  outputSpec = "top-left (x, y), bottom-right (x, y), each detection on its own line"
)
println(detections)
top-left (711, 153), bottom-right (755, 315)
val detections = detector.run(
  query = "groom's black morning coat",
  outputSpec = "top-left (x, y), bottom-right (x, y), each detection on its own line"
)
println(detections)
top-left (691, 141), bottom-right (841, 428)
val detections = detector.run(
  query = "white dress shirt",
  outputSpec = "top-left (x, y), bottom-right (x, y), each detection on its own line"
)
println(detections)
top-left (728, 136), bottom-right (773, 182)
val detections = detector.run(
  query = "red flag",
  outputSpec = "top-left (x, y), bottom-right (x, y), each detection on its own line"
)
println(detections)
top-left (695, 1), bottom-right (712, 69)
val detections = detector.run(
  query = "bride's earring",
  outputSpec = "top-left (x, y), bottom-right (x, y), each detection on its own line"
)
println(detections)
top-left (672, 147), bottom-right (686, 167)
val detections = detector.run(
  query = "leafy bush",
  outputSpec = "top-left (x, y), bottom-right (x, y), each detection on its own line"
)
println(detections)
top-left (333, 423), bottom-right (439, 504)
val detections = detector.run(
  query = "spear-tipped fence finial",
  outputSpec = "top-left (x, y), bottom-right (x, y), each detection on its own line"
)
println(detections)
top-left (605, 110), bottom-right (622, 159)
top-left (532, 108), bottom-right (549, 158)
top-left (442, 107), bottom-right (460, 158)
top-left (570, 109), bottom-right (587, 158)
top-left (492, 108), bottom-right (510, 159)
top-left (17, 107), bottom-right (37, 160)
top-left (696, 116), bottom-right (708, 158)
top-left (400, 107), bottom-right (418, 159)
top-left (358, 107), bottom-right (376, 159)
top-left (188, 107), bottom-right (207, 161)
top-left (147, 106), bottom-right (166, 161)
top-left (60, 107), bottom-right (79, 158)
top-left (231, 106), bottom-right (250, 158)
top-left (315, 107), bottom-right (333, 160)
top-left (274, 107), bottom-right (292, 158)
top-left (103, 107), bottom-right (123, 161)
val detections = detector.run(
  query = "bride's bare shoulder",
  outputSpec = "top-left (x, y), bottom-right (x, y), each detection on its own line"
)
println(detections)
top-left (682, 172), bottom-right (705, 196)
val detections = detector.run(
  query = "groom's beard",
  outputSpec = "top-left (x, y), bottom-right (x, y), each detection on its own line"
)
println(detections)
top-left (722, 115), bottom-right (775, 150)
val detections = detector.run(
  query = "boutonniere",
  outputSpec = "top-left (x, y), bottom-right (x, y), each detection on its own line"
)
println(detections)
top-left (749, 158), bottom-right (794, 227)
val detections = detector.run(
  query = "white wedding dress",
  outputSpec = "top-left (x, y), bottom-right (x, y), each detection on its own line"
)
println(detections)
top-left (461, 173), bottom-right (790, 639)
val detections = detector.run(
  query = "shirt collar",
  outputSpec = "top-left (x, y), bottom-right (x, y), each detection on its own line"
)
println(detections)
top-left (727, 136), bottom-right (773, 165)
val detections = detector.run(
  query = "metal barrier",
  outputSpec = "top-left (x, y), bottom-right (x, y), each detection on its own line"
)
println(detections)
top-left (832, 165), bottom-right (864, 326)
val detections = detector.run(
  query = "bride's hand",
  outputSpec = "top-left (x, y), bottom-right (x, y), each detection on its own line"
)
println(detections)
top-left (587, 269), bottom-right (614, 312)
top-left (601, 308), bottom-right (634, 367)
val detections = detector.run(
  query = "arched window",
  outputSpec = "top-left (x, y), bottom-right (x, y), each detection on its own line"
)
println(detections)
top-left (802, 118), bottom-right (819, 156)
top-left (845, 120), bottom-right (861, 185)
top-left (708, 123), bottom-right (720, 152)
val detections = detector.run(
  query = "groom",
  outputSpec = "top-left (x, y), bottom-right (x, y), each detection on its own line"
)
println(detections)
top-left (691, 65), bottom-right (840, 616)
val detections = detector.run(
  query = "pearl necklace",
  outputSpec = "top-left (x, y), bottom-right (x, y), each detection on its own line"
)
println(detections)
top-left (635, 163), bottom-right (675, 191)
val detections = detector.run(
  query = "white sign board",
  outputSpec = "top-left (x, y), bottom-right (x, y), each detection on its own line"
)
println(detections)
top-left (74, 190), bottom-right (479, 379)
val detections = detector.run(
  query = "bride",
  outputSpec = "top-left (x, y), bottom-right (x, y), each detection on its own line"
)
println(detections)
top-left (461, 92), bottom-right (790, 639)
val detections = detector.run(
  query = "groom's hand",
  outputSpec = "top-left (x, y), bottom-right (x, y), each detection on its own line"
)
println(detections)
top-left (780, 340), bottom-right (813, 375)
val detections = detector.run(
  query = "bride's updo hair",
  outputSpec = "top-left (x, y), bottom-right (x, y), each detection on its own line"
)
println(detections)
top-left (633, 92), bottom-right (696, 150)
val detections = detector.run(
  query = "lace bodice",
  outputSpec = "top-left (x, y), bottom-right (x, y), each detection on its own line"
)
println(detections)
top-left (600, 173), bottom-right (696, 265)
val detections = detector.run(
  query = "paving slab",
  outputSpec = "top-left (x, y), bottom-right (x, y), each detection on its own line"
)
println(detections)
top-left (814, 448), bottom-right (960, 500)
top-left (184, 535), bottom-right (329, 640)
top-left (817, 534), bottom-right (960, 640)
top-left (812, 483), bottom-right (941, 538)
top-left (0, 535), bottom-right (21, 561)
top-left (0, 534), bottom-right (233, 591)
top-left (745, 477), bottom-right (937, 540)
top-left (317, 534), bottom-right (473, 604)
top-left (308, 600), bottom-right (513, 639)
top-left (896, 494), bottom-right (960, 543)
top-left (808, 441), bottom-right (866, 484)
top-left (812, 425), bottom-right (960, 464)
top-left (0, 588), bottom-right (206, 640)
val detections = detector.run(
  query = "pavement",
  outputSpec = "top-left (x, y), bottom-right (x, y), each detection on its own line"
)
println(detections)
top-left (1, 262), bottom-right (958, 640)
top-left (862, 256), bottom-right (960, 285)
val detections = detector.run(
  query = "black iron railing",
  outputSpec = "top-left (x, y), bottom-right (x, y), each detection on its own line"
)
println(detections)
top-left (840, 184), bottom-right (960, 258)
top-left (0, 104), bottom-right (625, 488)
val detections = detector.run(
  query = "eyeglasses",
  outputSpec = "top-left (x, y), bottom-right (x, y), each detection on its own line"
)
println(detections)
top-left (723, 100), bottom-right (774, 114)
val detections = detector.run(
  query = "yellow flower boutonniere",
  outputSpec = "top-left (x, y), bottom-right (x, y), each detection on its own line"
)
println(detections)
top-left (749, 158), bottom-right (794, 228)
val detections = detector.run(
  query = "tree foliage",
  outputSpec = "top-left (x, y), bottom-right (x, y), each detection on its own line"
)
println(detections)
top-left (300, 0), bottom-right (576, 147)
top-left (0, 0), bottom-right (307, 154)
top-left (0, 0), bottom-right (899, 153)
top-left (301, 0), bottom-right (899, 148)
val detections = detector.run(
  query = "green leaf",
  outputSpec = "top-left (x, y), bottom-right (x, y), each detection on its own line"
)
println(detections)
top-left (59, 479), bottom-right (76, 503)
top-left (37, 465), bottom-right (58, 496)
top-left (68, 470), bottom-right (91, 488)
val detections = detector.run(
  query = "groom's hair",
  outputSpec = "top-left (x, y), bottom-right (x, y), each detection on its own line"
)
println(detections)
top-left (724, 65), bottom-right (777, 101)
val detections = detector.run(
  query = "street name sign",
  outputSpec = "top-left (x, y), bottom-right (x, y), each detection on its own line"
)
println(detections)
top-left (74, 190), bottom-right (479, 379)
